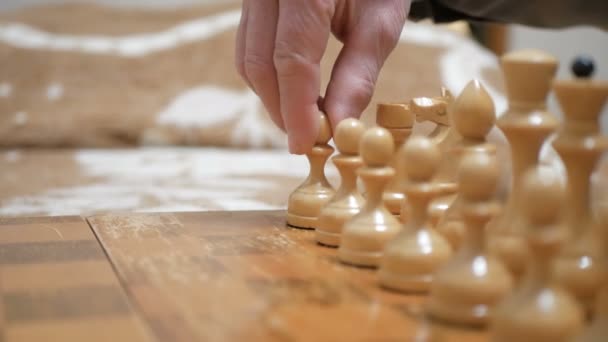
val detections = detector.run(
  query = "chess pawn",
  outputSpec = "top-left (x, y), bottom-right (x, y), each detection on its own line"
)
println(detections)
top-left (491, 167), bottom-right (584, 342)
top-left (286, 113), bottom-right (336, 229)
top-left (378, 136), bottom-right (452, 292)
top-left (578, 202), bottom-right (608, 342)
top-left (376, 103), bottom-right (415, 217)
top-left (339, 127), bottom-right (401, 267)
top-left (409, 89), bottom-right (460, 226)
top-left (435, 80), bottom-right (497, 251)
top-left (428, 150), bottom-right (512, 326)
top-left (316, 118), bottom-right (366, 247)
top-left (552, 56), bottom-right (608, 313)
top-left (488, 49), bottom-right (560, 280)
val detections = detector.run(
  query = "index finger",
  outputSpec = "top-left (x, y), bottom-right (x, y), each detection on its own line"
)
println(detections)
top-left (274, 0), bottom-right (333, 154)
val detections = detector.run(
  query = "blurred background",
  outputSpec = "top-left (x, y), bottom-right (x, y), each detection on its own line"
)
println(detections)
top-left (0, 0), bottom-right (606, 217)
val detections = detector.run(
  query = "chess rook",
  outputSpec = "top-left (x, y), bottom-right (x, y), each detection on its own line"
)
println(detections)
top-left (316, 118), bottom-right (366, 247)
top-left (339, 127), bottom-right (401, 267)
top-left (491, 167), bottom-right (584, 342)
top-left (487, 49), bottom-right (560, 280)
top-left (376, 103), bottom-right (415, 217)
top-left (435, 80), bottom-right (497, 251)
top-left (378, 136), bottom-right (452, 292)
top-left (552, 57), bottom-right (608, 313)
top-left (428, 150), bottom-right (512, 326)
top-left (286, 113), bottom-right (335, 229)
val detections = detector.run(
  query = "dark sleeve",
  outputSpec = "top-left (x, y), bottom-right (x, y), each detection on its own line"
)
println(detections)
top-left (409, 0), bottom-right (608, 30)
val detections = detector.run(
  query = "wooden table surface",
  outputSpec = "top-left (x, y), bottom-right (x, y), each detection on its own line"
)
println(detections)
top-left (0, 211), bottom-right (488, 341)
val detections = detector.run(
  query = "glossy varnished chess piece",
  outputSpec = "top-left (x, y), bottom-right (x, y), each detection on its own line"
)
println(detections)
top-left (578, 201), bottom-right (608, 342)
top-left (376, 103), bottom-right (415, 217)
top-left (553, 56), bottom-right (608, 313)
top-left (409, 88), bottom-right (459, 227)
top-left (428, 150), bottom-right (512, 326)
top-left (339, 127), bottom-right (401, 267)
top-left (378, 136), bottom-right (452, 292)
top-left (287, 113), bottom-right (335, 229)
top-left (488, 49), bottom-right (560, 280)
top-left (435, 80), bottom-right (497, 251)
top-left (316, 118), bottom-right (366, 247)
top-left (491, 166), bottom-right (584, 342)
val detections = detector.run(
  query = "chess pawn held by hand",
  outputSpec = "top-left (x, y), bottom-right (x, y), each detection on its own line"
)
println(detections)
top-left (488, 49), bottom-right (560, 280)
top-left (378, 136), bottom-right (452, 292)
top-left (287, 113), bottom-right (336, 229)
top-left (435, 80), bottom-right (497, 251)
top-left (491, 167), bottom-right (584, 342)
top-left (553, 56), bottom-right (608, 313)
top-left (428, 150), bottom-right (512, 326)
top-left (338, 127), bottom-right (401, 267)
top-left (316, 118), bottom-right (366, 247)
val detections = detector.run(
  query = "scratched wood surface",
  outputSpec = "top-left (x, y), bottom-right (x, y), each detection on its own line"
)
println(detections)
top-left (88, 210), bottom-right (487, 341)
top-left (0, 216), bottom-right (151, 342)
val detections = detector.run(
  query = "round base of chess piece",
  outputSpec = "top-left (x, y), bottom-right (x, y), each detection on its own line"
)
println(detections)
top-left (316, 192), bottom-right (363, 247)
top-left (490, 285), bottom-right (584, 342)
top-left (286, 185), bottom-right (335, 229)
top-left (378, 226), bottom-right (451, 292)
top-left (427, 253), bottom-right (512, 326)
top-left (487, 229), bottom-right (528, 280)
top-left (554, 251), bottom-right (605, 315)
top-left (338, 207), bottom-right (401, 267)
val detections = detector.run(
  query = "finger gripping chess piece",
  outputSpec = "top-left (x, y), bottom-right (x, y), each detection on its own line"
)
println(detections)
top-left (491, 167), bottom-right (584, 342)
top-left (287, 113), bottom-right (336, 229)
top-left (487, 49), bottom-right (560, 280)
top-left (376, 103), bottom-right (415, 217)
top-left (338, 127), bottom-right (401, 267)
top-left (552, 55), bottom-right (608, 314)
top-left (435, 80), bottom-right (497, 251)
top-left (428, 150), bottom-right (512, 326)
top-left (378, 136), bottom-right (452, 292)
top-left (316, 118), bottom-right (366, 247)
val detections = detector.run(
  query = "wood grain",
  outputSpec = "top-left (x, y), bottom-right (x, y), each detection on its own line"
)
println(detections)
top-left (88, 210), bottom-right (487, 341)
top-left (0, 216), bottom-right (151, 342)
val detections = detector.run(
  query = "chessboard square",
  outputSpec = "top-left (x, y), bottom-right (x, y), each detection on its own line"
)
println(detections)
top-left (0, 221), bottom-right (96, 244)
top-left (0, 240), bottom-right (105, 265)
top-left (1, 261), bottom-right (119, 292)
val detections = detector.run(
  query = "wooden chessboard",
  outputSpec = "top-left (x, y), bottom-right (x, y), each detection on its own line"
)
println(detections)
top-left (0, 211), bottom-right (488, 341)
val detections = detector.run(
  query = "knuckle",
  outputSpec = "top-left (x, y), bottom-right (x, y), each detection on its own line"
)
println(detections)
top-left (273, 42), bottom-right (311, 75)
top-left (375, 19), bottom-right (402, 49)
top-left (243, 53), bottom-right (274, 78)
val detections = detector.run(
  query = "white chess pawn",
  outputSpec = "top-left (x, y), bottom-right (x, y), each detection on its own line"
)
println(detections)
top-left (428, 150), bottom-right (512, 326)
top-left (286, 113), bottom-right (335, 229)
top-left (378, 136), bottom-right (452, 292)
top-left (491, 167), bottom-right (584, 342)
top-left (316, 118), bottom-right (366, 247)
top-left (339, 127), bottom-right (401, 267)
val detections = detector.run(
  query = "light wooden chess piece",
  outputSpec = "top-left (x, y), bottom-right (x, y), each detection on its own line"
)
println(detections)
top-left (435, 80), bottom-right (497, 251)
top-left (578, 202), bottom-right (608, 342)
top-left (428, 150), bottom-right (512, 326)
top-left (378, 136), bottom-right (452, 292)
top-left (286, 113), bottom-right (336, 229)
top-left (376, 103), bottom-right (415, 217)
top-left (487, 49), bottom-right (560, 280)
top-left (490, 167), bottom-right (584, 342)
top-left (409, 88), bottom-right (459, 226)
top-left (552, 56), bottom-right (608, 314)
top-left (316, 118), bottom-right (366, 247)
top-left (339, 127), bottom-right (401, 267)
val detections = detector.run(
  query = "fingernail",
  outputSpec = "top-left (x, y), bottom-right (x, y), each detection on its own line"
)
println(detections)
top-left (288, 137), bottom-right (305, 155)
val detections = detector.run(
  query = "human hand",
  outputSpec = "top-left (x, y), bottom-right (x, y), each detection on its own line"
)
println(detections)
top-left (236, 0), bottom-right (410, 154)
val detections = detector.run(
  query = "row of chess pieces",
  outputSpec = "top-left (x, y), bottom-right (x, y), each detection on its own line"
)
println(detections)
top-left (286, 49), bottom-right (608, 341)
